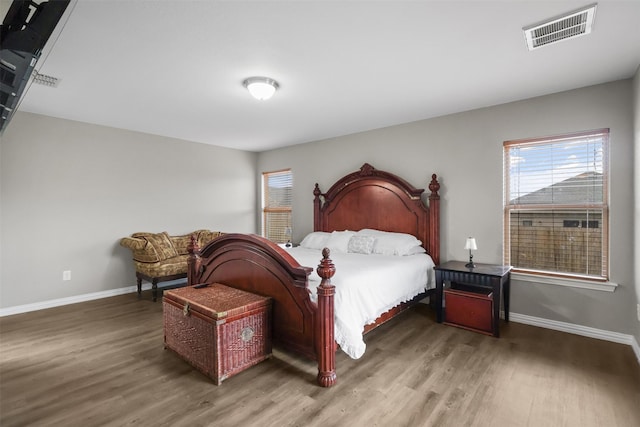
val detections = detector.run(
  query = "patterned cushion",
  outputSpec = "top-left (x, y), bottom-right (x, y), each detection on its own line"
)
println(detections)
top-left (171, 230), bottom-right (225, 255)
top-left (128, 232), bottom-right (178, 263)
top-left (134, 255), bottom-right (190, 277)
top-left (348, 235), bottom-right (376, 254)
top-left (196, 230), bottom-right (225, 248)
top-left (170, 234), bottom-right (192, 256)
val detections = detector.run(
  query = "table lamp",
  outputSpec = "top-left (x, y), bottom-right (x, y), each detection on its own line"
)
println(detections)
top-left (464, 237), bottom-right (477, 268)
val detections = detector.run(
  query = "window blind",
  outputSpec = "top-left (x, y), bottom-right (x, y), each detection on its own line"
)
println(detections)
top-left (503, 129), bottom-right (609, 280)
top-left (263, 169), bottom-right (292, 243)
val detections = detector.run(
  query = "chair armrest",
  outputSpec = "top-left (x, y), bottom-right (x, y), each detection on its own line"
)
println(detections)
top-left (120, 236), bottom-right (147, 251)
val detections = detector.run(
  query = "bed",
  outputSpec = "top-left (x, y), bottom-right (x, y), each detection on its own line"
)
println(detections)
top-left (186, 163), bottom-right (440, 387)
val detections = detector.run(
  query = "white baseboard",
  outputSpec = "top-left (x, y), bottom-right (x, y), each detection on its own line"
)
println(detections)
top-left (0, 279), bottom-right (190, 317)
top-left (632, 336), bottom-right (640, 364)
top-left (509, 312), bottom-right (640, 364)
top-left (0, 284), bottom-right (147, 317)
top-left (0, 278), bottom-right (191, 317)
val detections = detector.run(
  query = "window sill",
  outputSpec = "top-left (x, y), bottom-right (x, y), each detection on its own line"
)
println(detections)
top-left (511, 272), bottom-right (618, 292)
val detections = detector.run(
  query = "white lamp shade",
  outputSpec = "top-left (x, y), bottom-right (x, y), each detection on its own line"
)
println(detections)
top-left (464, 237), bottom-right (477, 250)
top-left (243, 77), bottom-right (279, 100)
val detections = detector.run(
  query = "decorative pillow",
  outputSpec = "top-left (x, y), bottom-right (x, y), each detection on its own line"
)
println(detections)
top-left (131, 231), bottom-right (178, 262)
top-left (347, 235), bottom-right (376, 254)
top-left (299, 232), bottom-right (331, 250)
top-left (357, 229), bottom-right (423, 256)
top-left (196, 230), bottom-right (224, 249)
top-left (148, 232), bottom-right (179, 260)
top-left (170, 234), bottom-right (192, 255)
top-left (404, 245), bottom-right (427, 256)
top-left (324, 230), bottom-right (355, 253)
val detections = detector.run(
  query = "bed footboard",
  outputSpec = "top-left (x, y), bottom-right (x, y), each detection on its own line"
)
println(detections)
top-left (187, 233), bottom-right (337, 387)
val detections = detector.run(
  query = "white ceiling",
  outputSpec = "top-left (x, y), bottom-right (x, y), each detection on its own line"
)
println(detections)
top-left (16, 0), bottom-right (640, 152)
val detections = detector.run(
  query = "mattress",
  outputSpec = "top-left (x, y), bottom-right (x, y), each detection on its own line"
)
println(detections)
top-left (286, 247), bottom-right (435, 359)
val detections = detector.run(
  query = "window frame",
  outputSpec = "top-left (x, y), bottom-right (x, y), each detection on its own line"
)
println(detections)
top-left (503, 129), bottom-right (610, 284)
top-left (262, 168), bottom-right (292, 244)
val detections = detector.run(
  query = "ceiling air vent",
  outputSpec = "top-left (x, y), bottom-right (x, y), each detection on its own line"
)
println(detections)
top-left (523, 3), bottom-right (597, 50)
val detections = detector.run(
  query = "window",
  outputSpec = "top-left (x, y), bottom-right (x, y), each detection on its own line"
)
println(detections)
top-left (503, 129), bottom-right (609, 280)
top-left (262, 169), bottom-right (292, 243)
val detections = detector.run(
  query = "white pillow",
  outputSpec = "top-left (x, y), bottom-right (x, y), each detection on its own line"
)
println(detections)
top-left (325, 230), bottom-right (355, 253)
top-left (404, 245), bottom-right (427, 255)
top-left (357, 229), bottom-right (423, 256)
top-left (299, 232), bottom-right (331, 250)
top-left (347, 235), bottom-right (376, 254)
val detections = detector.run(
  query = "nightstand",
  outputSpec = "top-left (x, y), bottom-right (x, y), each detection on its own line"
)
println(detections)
top-left (434, 261), bottom-right (511, 337)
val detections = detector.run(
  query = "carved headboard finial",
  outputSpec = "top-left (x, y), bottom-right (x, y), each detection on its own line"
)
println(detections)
top-left (359, 163), bottom-right (375, 176)
top-left (429, 174), bottom-right (440, 198)
top-left (313, 183), bottom-right (321, 197)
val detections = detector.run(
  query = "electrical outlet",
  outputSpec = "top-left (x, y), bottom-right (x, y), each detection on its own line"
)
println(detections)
top-left (637, 303), bottom-right (640, 322)
top-left (63, 270), bottom-right (71, 281)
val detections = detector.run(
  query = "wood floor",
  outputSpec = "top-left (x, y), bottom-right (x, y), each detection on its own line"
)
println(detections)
top-left (1, 291), bottom-right (639, 427)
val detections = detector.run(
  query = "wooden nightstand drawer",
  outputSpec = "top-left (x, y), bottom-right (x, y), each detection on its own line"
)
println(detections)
top-left (444, 287), bottom-right (494, 335)
top-left (435, 261), bottom-right (511, 337)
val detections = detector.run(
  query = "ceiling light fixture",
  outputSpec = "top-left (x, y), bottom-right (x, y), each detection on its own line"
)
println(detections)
top-left (243, 76), bottom-right (279, 100)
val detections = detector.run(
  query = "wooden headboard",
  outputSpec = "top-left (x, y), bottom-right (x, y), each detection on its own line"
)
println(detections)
top-left (312, 163), bottom-right (440, 264)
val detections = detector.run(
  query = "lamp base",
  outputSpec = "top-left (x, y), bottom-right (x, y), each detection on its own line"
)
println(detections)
top-left (465, 252), bottom-right (475, 269)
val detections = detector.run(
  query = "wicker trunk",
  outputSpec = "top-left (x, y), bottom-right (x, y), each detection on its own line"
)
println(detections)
top-left (163, 283), bottom-right (272, 384)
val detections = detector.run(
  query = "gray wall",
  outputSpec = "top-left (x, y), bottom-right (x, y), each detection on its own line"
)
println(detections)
top-left (0, 112), bottom-right (257, 308)
top-left (1, 80), bottom-right (637, 339)
top-left (258, 79), bottom-right (636, 336)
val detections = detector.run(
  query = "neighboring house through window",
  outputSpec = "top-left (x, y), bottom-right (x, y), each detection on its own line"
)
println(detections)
top-left (262, 169), bottom-right (292, 244)
top-left (503, 129), bottom-right (609, 281)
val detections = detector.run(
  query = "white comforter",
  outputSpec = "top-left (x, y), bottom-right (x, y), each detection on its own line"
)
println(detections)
top-left (285, 247), bottom-right (435, 359)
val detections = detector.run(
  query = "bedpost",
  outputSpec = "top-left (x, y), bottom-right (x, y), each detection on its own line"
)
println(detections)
top-left (313, 183), bottom-right (323, 231)
top-left (428, 174), bottom-right (441, 265)
top-left (187, 234), bottom-right (202, 287)
top-left (316, 248), bottom-right (337, 387)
